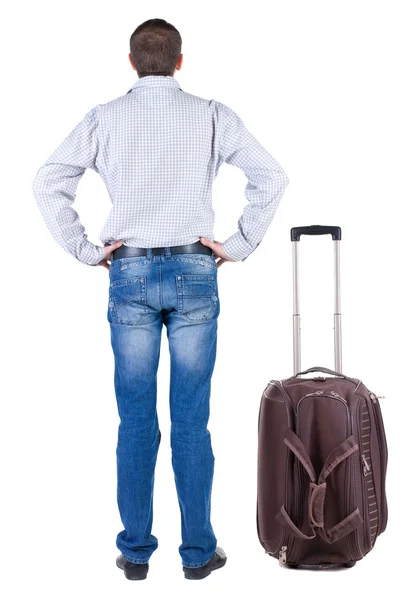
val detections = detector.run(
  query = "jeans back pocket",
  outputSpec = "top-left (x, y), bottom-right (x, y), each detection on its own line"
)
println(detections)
top-left (108, 276), bottom-right (148, 325)
top-left (176, 274), bottom-right (218, 323)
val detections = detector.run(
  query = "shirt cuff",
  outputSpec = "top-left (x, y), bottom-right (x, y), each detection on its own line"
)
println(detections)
top-left (222, 231), bottom-right (257, 262)
top-left (82, 243), bottom-right (106, 266)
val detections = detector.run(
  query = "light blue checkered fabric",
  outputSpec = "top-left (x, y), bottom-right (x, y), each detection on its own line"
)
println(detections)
top-left (32, 75), bottom-right (289, 265)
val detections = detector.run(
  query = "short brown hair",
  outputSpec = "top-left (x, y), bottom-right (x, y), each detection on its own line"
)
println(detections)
top-left (130, 18), bottom-right (182, 78)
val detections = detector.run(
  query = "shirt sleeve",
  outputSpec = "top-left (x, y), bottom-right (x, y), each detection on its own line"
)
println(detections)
top-left (215, 101), bottom-right (289, 262)
top-left (32, 106), bottom-right (106, 266)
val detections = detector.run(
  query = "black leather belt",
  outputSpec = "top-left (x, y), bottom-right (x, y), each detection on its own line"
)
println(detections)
top-left (106, 240), bottom-right (214, 262)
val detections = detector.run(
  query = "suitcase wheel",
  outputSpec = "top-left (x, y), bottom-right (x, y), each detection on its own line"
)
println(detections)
top-left (343, 561), bottom-right (356, 568)
top-left (286, 563), bottom-right (299, 569)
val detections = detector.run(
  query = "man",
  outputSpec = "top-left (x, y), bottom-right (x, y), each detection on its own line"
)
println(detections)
top-left (32, 18), bottom-right (289, 580)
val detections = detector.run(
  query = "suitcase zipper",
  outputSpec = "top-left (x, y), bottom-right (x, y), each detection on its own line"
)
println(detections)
top-left (296, 390), bottom-right (352, 431)
top-left (268, 380), bottom-right (294, 425)
top-left (362, 454), bottom-right (371, 476)
top-left (344, 441), bottom-right (359, 561)
top-left (342, 399), bottom-right (363, 561)
top-left (368, 391), bottom-right (388, 533)
top-left (355, 399), bottom-right (371, 556)
top-left (369, 392), bottom-right (385, 402)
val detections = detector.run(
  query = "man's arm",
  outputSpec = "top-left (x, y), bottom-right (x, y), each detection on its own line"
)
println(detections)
top-left (32, 106), bottom-right (106, 266)
top-left (215, 101), bottom-right (289, 262)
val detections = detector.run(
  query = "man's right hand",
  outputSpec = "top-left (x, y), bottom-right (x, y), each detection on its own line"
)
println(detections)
top-left (199, 237), bottom-right (237, 268)
top-left (97, 240), bottom-right (124, 271)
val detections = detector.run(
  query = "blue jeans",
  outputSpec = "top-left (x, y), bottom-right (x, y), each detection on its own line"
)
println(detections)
top-left (107, 249), bottom-right (220, 568)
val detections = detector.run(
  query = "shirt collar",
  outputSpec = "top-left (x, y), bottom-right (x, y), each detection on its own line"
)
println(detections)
top-left (127, 75), bottom-right (182, 94)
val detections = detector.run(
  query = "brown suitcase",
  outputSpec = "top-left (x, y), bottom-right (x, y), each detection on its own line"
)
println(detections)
top-left (257, 226), bottom-right (388, 568)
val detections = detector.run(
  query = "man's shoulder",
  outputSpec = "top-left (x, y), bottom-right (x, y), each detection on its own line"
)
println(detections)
top-left (93, 93), bottom-right (133, 114)
top-left (92, 89), bottom-right (213, 114)
top-left (180, 91), bottom-right (234, 113)
top-left (89, 89), bottom-right (239, 121)
top-left (174, 88), bottom-right (222, 113)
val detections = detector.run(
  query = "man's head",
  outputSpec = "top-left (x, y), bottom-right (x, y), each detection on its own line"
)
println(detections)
top-left (129, 18), bottom-right (183, 78)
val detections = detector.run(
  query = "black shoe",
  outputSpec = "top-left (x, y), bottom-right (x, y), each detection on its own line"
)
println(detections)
top-left (183, 547), bottom-right (227, 580)
top-left (116, 554), bottom-right (149, 580)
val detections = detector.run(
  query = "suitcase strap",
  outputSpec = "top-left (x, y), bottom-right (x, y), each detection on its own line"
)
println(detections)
top-left (275, 429), bottom-right (363, 543)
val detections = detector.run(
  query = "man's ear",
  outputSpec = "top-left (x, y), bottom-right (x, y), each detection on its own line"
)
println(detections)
top-left (128, 53), bottom-right (136, 70)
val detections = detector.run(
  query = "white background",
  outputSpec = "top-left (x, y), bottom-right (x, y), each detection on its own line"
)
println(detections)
top-left (2, 1), bottom-right (415, 598)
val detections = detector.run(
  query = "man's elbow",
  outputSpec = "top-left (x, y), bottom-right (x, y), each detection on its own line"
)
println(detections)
top-left (32, 168), bottom-right (46, 204)
top-left (275, 168), bottom-right (290, 189)
top-left (32, 166), bottom-right (56, 210)
top-left (269, 168), bottom-right (289, 198)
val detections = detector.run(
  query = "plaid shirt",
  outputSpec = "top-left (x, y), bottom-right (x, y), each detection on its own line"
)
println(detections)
top-left (32, 75), bottom-right (289, 266)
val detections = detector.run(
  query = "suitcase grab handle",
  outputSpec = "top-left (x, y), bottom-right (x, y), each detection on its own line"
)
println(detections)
top-left (291, 225), bottom-right (342, 242)
top-left (276, 431), bottom-right (363, 543)
top-left (285, 366), bottom-right (359, 385)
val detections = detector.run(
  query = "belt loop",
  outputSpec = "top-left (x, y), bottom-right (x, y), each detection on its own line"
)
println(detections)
top-left (146, 248), bottom-right (152, 260)
top-left (165, 246), bottom-right (171, 257)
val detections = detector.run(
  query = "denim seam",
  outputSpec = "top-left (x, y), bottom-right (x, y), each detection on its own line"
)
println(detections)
top-left (122, 553), bottom-right (150, 565)
top-left (182, 557), bottom-right (212, 568)
top-left (164, 255), bottom-right (216, 270)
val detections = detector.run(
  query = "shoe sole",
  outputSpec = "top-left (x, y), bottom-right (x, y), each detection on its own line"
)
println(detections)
top-left (116, 560), bottom-right (148, 580)
top-left (183, 557), bottom-right (227, 580)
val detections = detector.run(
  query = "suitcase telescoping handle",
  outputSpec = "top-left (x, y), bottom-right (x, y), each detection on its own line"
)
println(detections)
top-left (291, 225), bottom-right (342, 376)
top-left (291, 225), bottom-right (342, 242)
